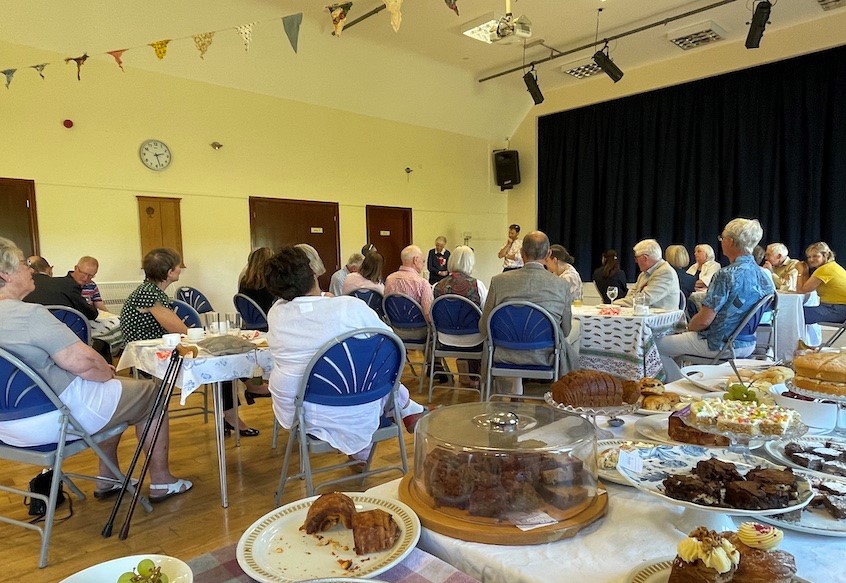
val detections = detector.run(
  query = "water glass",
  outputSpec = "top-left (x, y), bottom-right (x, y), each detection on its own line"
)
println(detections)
top-left (606, 286), bottom-right (619, 303)
top-left (202, 312), bottom-right (221, 335)
top-left (227, 313), bottom-right (243, 336)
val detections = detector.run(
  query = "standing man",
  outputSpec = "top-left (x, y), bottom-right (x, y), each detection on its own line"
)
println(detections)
top-left (614, 239), bottom-right (680, 311)
top-left (427, 236), bottom-right (450, 285)
top-left (69, 256), bottom-right (107, 312)
top-left (498, 224), bottom-right (523, 271)
top-left (329, 252), bottom-right (364, 297)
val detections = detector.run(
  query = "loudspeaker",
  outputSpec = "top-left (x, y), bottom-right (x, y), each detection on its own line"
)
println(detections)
top-left (493, 150), bottom-right (520, 191)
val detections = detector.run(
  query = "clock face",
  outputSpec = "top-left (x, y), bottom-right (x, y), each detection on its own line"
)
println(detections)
top-left (139, 139), bottom-right (172, 171)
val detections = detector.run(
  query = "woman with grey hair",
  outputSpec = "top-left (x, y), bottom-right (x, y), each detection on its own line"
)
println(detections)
top-left (427, 236), bottom-right (450, 285)
top-left (686, 243), bottom-right (721, 290)
top-left (797, 241), bottom-right (846, 325)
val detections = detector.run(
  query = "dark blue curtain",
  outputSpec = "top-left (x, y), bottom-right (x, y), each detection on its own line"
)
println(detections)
top-left (538, 44), bottom-right (846, 281)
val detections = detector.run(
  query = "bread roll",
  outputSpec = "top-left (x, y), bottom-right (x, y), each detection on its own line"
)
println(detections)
top-left (639, 377), bottom-right (665, 395)
top-left (551, 370), bottom-right (636, 408)
top-left (643, 393), bottom-right (681, 412)
top-left (793, 352), bottom-right (846, 383)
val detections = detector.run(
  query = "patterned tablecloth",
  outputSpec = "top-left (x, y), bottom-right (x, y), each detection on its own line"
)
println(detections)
top-left (90, 310), bottom-right (125, 355)
top-left (572, 306), bottom-right (683, 381)
top-left (186, 544), bottom-right (480, 583)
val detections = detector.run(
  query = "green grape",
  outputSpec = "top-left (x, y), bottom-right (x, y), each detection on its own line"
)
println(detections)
top-left (117, 572), bottom-right (135, 583)
top-left (137, 559), bottom-right (156, 577)
top-left (158, 574), bottom-right (169, 583)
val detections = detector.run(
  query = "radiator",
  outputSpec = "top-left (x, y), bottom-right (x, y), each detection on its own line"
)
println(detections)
top-left (97, 281), bottom-right (142, 315)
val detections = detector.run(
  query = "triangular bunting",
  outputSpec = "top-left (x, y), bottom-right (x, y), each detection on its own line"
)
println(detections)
top-left (2, 69), bottom-right (16, 89)
top-left (282, 13), bottom-right (303, 53)
top-left (193, 32), bottom-right (214, 59)
top-left (150, 39), bottom-right (171, 60)
top-left (30, 63), bottom-right (48, 79)
top-left (328, 3), bottom-right (353, 37)
top-left (236, 23), bottom-right (255, 52)
top-left (385, 0), bottom-right (402, 32)
top-left (444, 0), bottom-right (460, 16)
top-left (107, 49), bottom-right (127, 71)
top-left (64, 53), bottom-right (88, 81)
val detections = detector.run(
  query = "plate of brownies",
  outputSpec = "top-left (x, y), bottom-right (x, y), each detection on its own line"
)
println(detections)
top-left (764, 436), bottom-right (846, 478)
top-left (617, 445), bottom-right (813, 516)
top-left (757, 469), bottom-right (846, 536)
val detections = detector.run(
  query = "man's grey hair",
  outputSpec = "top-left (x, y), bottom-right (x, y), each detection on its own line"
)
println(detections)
top-left (723, 218), bottom-right (763, 254)
top-left (447, 245), bottom-right (475, 275)
top-left (0, 237), bottom-right (22, 288)
top-left (522, 231), bottom-right (550, 262)
top-left (346, 252), bottom-right (364, 269)
top-left (295, 243), bottom-right (326, 277)
top-left (633, 239), bottom-right (662, 261)
top-left (766, 243), bottom-right (788, 258)
top-left (400, 245), bottom-right (422, 265)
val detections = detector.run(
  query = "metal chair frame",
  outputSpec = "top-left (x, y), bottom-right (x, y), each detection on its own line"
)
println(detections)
top-left (45, 306), bottom-right (91, 345)
top-left (383, 293), bottom-right (430, 394)
top-left (427, 295), bottom-right (484, 403)
top-left (233, 293), bottom-right (269, 332)
top-left (274, 328), bottom-right (408, 502)
top-left (176, 286), bottom-right (214, 314)
top-left (348, 288), bottom-right (385, 319)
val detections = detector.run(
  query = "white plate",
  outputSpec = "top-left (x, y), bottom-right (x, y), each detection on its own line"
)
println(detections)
top-left (60, 554), bottom-right (192, 582)
top-left (680, 365), bottom-right (736, 391)
top-left (624, 557), bottom-right (811, 583)
top-left (764, 436), bottom-right (846, 478)
top-left (237, 493), bottom-right (420, 583)
top-left (757, 469), bottom-right (846, 537)
top-left (633, 415), bottom-right (761, 449)
top-left (596, 439), bottom-right (669, 486)
top-left (617, 445), bottom-right (814, 516)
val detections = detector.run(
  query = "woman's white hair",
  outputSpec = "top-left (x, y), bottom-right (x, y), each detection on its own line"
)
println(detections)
top-left (722, 218), bottom-right (763, 254)
top-left (0, 237), bottom-right (22, 288)
top-left (694, 244), bottom-right (716, 261)
top-left (633, 239), bottom-right (662, 261)
top-left (447, 245), bottom-right (475, 275)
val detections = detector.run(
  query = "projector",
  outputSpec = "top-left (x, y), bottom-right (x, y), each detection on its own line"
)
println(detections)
top-left (495, 14), bottom-right (532, 43)
top-left (462, 12), bottom-right (532, 44)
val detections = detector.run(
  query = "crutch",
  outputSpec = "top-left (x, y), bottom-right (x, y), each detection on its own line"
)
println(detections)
top-left (102, 344), bottom-right (196, 538)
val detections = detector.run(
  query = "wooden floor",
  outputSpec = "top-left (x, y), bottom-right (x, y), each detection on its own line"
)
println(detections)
top-left (0, 362), bottom-right (495, 581)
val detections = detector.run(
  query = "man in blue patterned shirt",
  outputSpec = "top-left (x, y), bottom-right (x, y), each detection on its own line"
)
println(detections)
top-left (657, 218), bottom-right (775, 381)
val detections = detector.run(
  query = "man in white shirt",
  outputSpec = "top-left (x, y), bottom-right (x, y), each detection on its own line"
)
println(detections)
top-left (498, 224), bottom-right (524, 271)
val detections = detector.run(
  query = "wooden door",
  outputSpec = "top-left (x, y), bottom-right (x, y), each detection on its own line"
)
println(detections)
top-left (249, 197), bottom-right (340, 292)
top-left (366, 205), bottom-right (412, 276)
top-left (0, 178), bottom-right (39, 256)
top-left (137, 196), bottom-right (184, 264)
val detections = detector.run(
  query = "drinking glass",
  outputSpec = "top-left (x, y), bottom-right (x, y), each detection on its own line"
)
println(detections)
top-left (226, 313), bottom-right (243, 336)
top-left (606, 286), bottom-right (619, 303)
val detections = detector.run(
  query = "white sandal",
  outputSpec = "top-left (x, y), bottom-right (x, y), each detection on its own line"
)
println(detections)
top-left (149, 478), bottom-right (193, 503)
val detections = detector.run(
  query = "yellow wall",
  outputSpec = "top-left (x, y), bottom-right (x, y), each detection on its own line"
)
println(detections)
top-left (0, 41), bottom-right (509, 309)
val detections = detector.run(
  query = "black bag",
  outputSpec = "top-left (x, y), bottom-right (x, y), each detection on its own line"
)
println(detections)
top-left (26, 469), bottom-right (65, 516)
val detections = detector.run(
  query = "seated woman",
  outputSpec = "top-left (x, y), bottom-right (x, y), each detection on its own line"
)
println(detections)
top-left (798, 242), bottom-right (846, 326)
top-left (0, 238), bottom-right (190, 501)
top-left (295, 243), bottom-right (331, 295)
top-left (665, 245), bottom-right (697, 298)
top-left (342, 251), bottom-right (385, 296)
top-left (545, 245), bottom-right (583, 302)
top-left (687, 244), bottom-right (721, 312)
top-left (592, 249), bottom-right (628, 304)
top-left (239, 247), bottom-right (275, 315)
top-left (120, 248), bottom-right (257, 436)
top-left (265, 247), bottom-right (426, 461)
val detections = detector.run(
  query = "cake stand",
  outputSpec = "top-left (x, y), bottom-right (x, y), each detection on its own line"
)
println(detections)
top-left (790, 383), bottom-right (846, 438)
top-left (544, 393), bottom-right (639, 439)
top-left (680, 414), bottom-right (808, 455)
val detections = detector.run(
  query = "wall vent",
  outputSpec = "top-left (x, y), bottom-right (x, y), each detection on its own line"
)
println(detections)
top-left (561, 61), bottom-right (602, 79)
top-left (817, 0), bottom-right (845, 10)
top-left (668, 22), bottom-right (727, 50)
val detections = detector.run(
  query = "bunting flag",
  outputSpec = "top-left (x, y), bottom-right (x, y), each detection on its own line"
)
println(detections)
top-left (328, 3), bottom-right (353, 37)
top-left (2, 69), bottom-right (16, 89)
top-left (30, 63), bottom-right (48, 79)
top-left (64, 53), bottom-right (89, 80)
top-left (193, 32), bottom-right (214, 59)
top-left (107, 49), bottom-right (127, 71)
top-left (385, 0), bottom-right (402, 32)
top-left (236, 23), bottom-right (255, 52)
top-left (282, 13), bottom-right (303, 53)
top-left (150, 39), bottom-right (171, 60)
top-left (444, 0), bottom-right (460, 16)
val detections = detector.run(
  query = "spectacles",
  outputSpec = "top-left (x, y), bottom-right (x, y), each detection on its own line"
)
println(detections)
top-left (717, 235), bottom-right (724, 242)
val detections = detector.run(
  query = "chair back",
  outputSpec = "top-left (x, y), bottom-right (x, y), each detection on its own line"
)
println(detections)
top-left (0, 348), bottom-right (60, 423)
top-left (431, 295), bottom-right (482, 340)
top-left (171, 299), bottom-right (202, 328)
top-left (725, 293), bottom-right (776, 347)
top-left (176, 286), bottom-right (214, 314)
top-left (679, 290), bottom-right (687, 312)
top-left (46, 306), bottom-right (91, 345)
top-left (487, 300), bottom-right (560, 352)
top-left (233, 293), bottom-right (269, 332)
top-left (383, 293), bottom-right (427, 330)
top-left (297, 328), bottom-right (405, 407)
top-left (349, 289), bottom-right (385, 319)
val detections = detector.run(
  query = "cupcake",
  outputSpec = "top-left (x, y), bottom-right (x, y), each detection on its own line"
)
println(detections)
top-left (668, 527), bottom-right (739, 583)
top-left (725, 522), bottom-right (797, 583)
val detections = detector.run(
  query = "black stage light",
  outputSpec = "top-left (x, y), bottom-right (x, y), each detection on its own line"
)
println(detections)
top-left (523, 67), bottom-right (544, 105)
top-left (745, 0), bottom-right (772, 49)
top-left (592, 46), bottom-right (624, 83)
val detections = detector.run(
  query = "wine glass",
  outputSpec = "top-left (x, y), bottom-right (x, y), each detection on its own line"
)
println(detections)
top-left (606, 286), bottom-right (618, 303)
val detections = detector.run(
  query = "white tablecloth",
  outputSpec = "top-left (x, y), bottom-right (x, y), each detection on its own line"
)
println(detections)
top-left (90, 310), bottom-right (125, 354)
top-left (368, 378), bottom-right (845, 583)
top-left (573, 306), bottom-right (684, 381)
top-left (774, 292), bottom-right (822, 362)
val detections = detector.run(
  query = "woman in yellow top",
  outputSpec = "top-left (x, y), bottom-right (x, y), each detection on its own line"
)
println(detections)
top-left (797, 242), bottom-right (846, 324)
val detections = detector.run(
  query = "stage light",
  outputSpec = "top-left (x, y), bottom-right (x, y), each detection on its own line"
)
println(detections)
top-left (592, 43), bottom-right (624, 83)
top-left (745, 0), bottom-right (771, 49)
top-left (523, 66), bottom-right (544, 105)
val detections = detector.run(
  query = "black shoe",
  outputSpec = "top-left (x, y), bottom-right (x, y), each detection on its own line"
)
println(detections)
top-left (243, 390), bottom-right (271, 405)
top-left (223, 421), bottom-right (260, 437)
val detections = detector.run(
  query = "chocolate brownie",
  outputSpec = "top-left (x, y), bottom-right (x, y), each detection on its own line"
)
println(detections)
top-left (821, 494), bottom-right (846, 519)
top-left (744, 467), bottom-right (797, 488)
top-left (811, 447), bottom-right (843, 461)
top-left (724, 480), bottom-right (790, 510)
top-left (790, 452), bottom-right (825, 471)
top-left (823, 460), bottom-right (846, 477)
top-left (694, 458), bottom-right (743, 485)
top-left (819, 480), bottom-right (846, 496)
top-left (663, 475), bottom-right (721, 506)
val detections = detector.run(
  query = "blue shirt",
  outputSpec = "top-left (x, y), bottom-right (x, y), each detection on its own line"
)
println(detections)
top-left (700, 255), bottom-right (775, 351)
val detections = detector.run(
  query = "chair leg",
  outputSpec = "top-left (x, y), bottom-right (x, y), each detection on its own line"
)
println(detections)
top-left (300, 430), bottom-right (314, 497)
top-left (275, 424), bottom-right (298, 506)
top-left (271, 419), bottom-right (280, 450)
top-left (427, 346), bottom-right (437, 404)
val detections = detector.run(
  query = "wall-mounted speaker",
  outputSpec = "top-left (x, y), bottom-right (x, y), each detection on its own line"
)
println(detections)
top-left (493, 150), bottom-right (520, 191)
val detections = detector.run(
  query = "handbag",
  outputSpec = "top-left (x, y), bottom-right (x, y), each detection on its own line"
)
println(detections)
top-left (26, 469), bottom-right (66, 517)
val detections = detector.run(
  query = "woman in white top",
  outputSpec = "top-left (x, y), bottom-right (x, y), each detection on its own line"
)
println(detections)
top-left (545, 244), bottom-right (583, 302)
top-left (342, 251), bottom-right (385, 296)
top-left (686, 244), bottom-right (721, 290)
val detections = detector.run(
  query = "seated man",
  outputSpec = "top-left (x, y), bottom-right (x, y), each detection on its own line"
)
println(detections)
top-left (28, 255), bottom-right (53, 276)
top-left (24, 255), bottom-right (97, 320)
top-left (763, 243), bottom-right (800, 291)
top-left (614, 239), bottom-right (681, 311)
top-left (68, 256), bottom-right (108, 312)
top-left (0, 237), bottom-right (191, 502)
top-left (329, 252), bottom-right (364, 297)
top-left (656, 219), bottom-right (775, 381)
top-left (384, 244), bottom-right (434, 336)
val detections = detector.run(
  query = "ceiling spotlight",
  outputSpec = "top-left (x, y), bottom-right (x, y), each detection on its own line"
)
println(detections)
top-left (523, 65), bottom-right (544, 105)
top-left (210, 142), bottom-right (223, 150)
top-left (745, 0), bottom-right (771, 49)
top-left (592, 42), bottom-right (624, 83)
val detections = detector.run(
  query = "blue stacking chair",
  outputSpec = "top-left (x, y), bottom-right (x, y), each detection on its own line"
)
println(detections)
top-left (485, 300), bottom-right (561, 401)
top-left (348, 288), bottom-right (385, 319)
top-left (428, 295), bottom-right (484, 403)
top-left (233, 293), bottom-right (269, 332)
top-left (176, 286), bottom-right (214, 314)
top-left (383, 293), bottom-right (430, 393)
top-left (171, 299), bottom-right (202, 329)
top-left (46, 306), bottom-right (91, 345)
top-left (274, 328), bottom-right (408, 501)
top-left (0, 348), bottom-right (150, 568)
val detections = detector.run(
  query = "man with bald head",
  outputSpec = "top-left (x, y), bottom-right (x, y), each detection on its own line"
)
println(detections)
top-left (481, 231), bottom-right (577, 395)
top-left (68, 256), bottom-right (107, 311)
top-left (384, 245), bottom-right (433, 323)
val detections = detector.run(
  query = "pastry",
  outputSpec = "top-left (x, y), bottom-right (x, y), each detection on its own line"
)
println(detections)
top-left (725, 522), bottom-right (796, 583)
top-left (350, 508), bottom-right (400, 555)
top-left (668, 527), bottom-right (739, 583)
top-left (301, 492), bottom-right (356, 534)
top-left (793, 351), bottom-right (846, 397)
top-left (642, 393), bottom-right (681, 411)
top-left (551, 370), bottom-right (639, 408)
top-left (639, 377), bottom-right (665, 395)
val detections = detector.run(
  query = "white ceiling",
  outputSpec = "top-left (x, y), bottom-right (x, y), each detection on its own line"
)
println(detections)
top-left (0, 0), bottom-right (841, 140)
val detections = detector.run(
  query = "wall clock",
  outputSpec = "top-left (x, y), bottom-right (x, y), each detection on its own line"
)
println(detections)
top-left (139, 139), bottom-right (172, 171)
